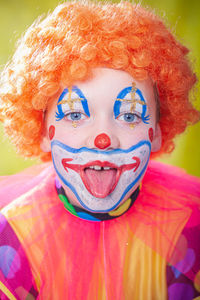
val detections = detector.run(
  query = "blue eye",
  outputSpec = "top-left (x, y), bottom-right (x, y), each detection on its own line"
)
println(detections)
top-left (117, 113), bottom-right (141, 123)
top-left (70, 112), bottom-right (81, 120)
top-left (123, 113), bottom-right (135, 122)
top-left (65, 112), bottom-right (87, 121)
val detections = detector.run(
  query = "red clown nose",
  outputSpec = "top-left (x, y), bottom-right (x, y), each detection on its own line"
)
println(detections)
top-left (94, 133), bottom-right (111, 149)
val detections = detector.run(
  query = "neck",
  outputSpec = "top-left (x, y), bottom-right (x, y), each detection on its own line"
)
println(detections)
top-left (55, 177), bottom-right (140, 221)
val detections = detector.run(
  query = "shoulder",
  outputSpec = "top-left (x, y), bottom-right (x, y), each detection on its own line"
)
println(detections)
top-left (142, 160), bottom-right (200, 228)
top-left (0, 164), bottom-right (59, 298)
top-left (0, 163), bottom-right (55, 209)
top-left (141, 161), bottom-right (200, 292)
top-left (138, 160), bottom-right (200, 249)
top-left (1, 162), bottom-right (58, 222)
top-left (146, 160), bottom-right (200, 185)
top-left (0, 162), bottom-right (58, 258)
top-left (144, 160), bottom-right (200, 202)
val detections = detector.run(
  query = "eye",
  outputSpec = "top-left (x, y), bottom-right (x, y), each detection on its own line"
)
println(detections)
top-left (65, 112), bottom-right (87, 121)
top-left (117, 113), bottom-right (141, 123)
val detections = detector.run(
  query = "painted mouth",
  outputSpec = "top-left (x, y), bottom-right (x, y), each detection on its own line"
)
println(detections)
top-left (62, 158), bottom-right (140, 198)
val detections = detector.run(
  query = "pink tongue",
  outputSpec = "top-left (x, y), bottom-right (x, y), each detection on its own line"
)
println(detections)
top-left (84, 169), bottom-right (117, 198)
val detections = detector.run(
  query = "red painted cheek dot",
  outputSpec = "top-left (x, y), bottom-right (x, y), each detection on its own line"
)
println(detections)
top-left (148, 128), bottom-right (154, 142)
top-left (49, 125), bottom-right (55, 140)
top-left (94, 133), bottom-right (111, 149)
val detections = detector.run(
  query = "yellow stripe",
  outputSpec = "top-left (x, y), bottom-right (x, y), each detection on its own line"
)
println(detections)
top-left (0, 281), bottom-right (17, 300)
top-left (109, 198), bottom-right (131, 216)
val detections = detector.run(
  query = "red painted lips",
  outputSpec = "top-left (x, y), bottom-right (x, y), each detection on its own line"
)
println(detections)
top-left (62, 158), bottom-right (140, 198)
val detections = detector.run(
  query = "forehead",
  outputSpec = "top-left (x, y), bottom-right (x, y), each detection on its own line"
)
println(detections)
top-left (71, 68), bottom-right (156, 111)
top-left (48, 68), bottom-right (157, 118)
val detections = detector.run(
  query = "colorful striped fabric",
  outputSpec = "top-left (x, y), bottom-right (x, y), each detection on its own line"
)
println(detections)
top-left (0, 161), bottom-right (200, 299)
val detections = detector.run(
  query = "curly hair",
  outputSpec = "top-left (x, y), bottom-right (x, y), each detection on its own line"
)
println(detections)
top-left (0, 0), bottom-right (199, 161)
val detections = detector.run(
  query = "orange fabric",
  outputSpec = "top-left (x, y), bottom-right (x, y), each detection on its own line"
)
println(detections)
top-left (1, 161), bottom-right (200, 299)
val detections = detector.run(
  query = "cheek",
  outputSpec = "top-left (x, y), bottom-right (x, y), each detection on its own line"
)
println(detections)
top-left (49, 125), bottom-right (55, 140)
top-left (148, 127), bottom-right (154, 142)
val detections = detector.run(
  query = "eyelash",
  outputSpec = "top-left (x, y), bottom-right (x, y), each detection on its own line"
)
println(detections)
top-left (56, 107), bottom-right (150, 125)
top-left (55, 109), bottom-right (87, 122)
top-left (64, 111), bottom-right (87, 121)
top-left (56, 110), bottom-right (148, 124)
top-left (55, 110), bottom-right (65, 121)
top-left (142, 115), bottom-right (150, 124)
top-left (117, 112), bottom-right (142, 123)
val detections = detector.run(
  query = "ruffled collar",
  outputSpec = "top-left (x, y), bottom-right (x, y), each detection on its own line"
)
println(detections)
top-left (55, 177), bottom-right (139, 221)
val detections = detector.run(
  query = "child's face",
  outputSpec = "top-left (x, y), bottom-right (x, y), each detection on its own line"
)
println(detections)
top-left (42, 68), bottom-right (161, 212)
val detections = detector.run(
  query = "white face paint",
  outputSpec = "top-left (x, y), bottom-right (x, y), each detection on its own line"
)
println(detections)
top-left (51, 140), bottom-right (151, 212)
top-left (42, 68), bottom-right (161, 213)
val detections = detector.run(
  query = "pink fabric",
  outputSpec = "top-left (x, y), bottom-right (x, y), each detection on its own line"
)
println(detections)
top-left (0, 163), bottom-right (53, 208)
top-left (1, 161), bottom-right (200, 299)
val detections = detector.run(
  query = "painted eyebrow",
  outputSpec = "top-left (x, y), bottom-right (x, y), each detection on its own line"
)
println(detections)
top-left (116, 82), bottom-right (145, 110)
top-left (114, 83), bottom-right (150, 123)
top-left (56, 86), bottom-right (90, 117)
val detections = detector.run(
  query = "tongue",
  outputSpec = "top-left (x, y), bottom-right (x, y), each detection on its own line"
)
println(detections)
top-left (84, 169), bottom-right (117, 198)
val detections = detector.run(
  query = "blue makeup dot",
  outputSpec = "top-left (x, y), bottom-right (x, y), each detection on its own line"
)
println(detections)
top-left (77, 212), bottom-right (101, 221)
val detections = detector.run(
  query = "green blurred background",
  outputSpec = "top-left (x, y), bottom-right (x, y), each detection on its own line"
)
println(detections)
top-left (0, 0), bottom-right (199, 176)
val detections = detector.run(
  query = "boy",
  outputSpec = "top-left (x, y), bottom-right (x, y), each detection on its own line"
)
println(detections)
top-left (0, 1), bottom-right (200, 299)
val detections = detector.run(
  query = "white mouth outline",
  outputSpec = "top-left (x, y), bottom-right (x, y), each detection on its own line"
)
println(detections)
top-left (51, 140), bottom-right (151, 212)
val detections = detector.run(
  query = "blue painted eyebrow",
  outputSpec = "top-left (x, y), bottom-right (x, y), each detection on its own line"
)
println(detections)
top-left (55, 86), bottom-right (90, 121)
top-left (113, 86), bottom-right (150, 124)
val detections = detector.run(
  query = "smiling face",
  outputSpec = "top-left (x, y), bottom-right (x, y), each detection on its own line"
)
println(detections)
top-left (42, 68), bottom-right (161, 212)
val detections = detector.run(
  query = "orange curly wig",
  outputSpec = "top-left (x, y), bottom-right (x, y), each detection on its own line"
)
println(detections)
top-left (0, 0), bottom-right (199, 161)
